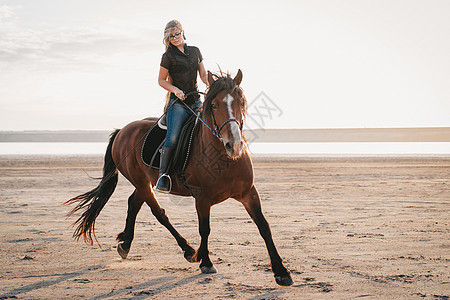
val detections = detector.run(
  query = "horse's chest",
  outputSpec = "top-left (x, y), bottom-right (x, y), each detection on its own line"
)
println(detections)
top-left (186, 159), bottom-right (253, 200)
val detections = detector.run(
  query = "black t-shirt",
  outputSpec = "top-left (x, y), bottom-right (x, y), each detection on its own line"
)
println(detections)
top-left (160, 43), bottom-right (203, 104)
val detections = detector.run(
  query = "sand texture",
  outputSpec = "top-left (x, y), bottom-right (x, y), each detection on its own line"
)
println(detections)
top-left (0, 155), bottom-right (449, 299)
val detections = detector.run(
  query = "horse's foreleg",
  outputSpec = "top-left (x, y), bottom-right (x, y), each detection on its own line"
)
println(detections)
top-left (192, 200), bottom-right (216, 274)
top-left (144, 189), bottom-right (195, 262)
top-left (116, 190), bottom-right (143, 259)
top-left (239, 185), bottom-right (293, 286)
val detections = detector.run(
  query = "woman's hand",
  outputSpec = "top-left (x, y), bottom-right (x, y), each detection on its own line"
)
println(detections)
top-left (174, 89), bottom-right (185, 100)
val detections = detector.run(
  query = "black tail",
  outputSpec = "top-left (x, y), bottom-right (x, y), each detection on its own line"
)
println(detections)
top-left (65, 129), bottom-right (120, 245)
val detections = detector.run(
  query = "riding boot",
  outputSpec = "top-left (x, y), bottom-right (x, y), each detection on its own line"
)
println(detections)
top-left (155, 146), bottom-right (174, 193)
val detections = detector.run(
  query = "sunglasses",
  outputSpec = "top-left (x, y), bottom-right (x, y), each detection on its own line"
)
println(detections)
top-left (169, 32), bottom-right (182, 40)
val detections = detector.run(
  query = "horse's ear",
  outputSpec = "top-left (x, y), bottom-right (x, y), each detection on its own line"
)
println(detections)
top-left (234, 69), bottom-right (243, 86)
top-left (207, 71), bottom-right (215, 86)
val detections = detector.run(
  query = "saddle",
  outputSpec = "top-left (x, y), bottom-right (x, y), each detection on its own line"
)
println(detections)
top-left (141, 113), bottom-right (198, 175)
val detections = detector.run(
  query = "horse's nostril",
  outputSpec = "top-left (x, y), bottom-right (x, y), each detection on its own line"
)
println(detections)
top-left (225, 142), bottom-right (232, 151)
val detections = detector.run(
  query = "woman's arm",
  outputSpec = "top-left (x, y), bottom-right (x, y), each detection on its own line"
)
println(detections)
top-left (198, 61), bottom-right (208, 86)
top-left (158, 66), bottom-right (185, 100)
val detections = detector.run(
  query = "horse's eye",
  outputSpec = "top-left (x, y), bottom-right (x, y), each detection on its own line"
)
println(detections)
top-left (211, 104), bottom-right (217, 110)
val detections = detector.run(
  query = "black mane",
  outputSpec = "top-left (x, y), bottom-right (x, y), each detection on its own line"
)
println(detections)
top-left (203, 72), bottom-right (247, 119)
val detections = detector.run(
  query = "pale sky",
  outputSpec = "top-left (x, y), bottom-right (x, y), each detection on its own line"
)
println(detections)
top-left (1, 0), bottom-right (449, 130)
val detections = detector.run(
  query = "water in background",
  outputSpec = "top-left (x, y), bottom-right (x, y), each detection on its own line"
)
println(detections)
top-left (1, 142), bottom-right (450, 156)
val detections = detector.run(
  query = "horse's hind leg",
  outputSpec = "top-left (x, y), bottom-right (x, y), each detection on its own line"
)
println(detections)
top-left (116, 190), bottom-right (144, 259)
top-left (143, 188), bottom-right (195, 261)
top-left (238, 185), bottom-right (293, 286)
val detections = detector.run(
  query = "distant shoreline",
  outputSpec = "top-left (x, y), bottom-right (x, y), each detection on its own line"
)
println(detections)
top-left (1, 127), bottom-right (450, 143)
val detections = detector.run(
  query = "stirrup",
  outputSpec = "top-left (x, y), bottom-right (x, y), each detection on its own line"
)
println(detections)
top-left (155, 173), bottom-right (172, 193)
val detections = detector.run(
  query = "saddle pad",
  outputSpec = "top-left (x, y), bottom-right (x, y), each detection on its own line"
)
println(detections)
top-left (141, 114), bottom-right (198, 173)
top-left (141, 122), bottom-right (166, 168)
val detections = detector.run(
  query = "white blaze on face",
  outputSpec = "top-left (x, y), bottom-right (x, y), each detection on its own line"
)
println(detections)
top-left (223, 93), bottom-right (241, 142)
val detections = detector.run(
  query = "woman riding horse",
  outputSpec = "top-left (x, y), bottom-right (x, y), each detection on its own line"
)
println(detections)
top-left (156, 20), bottom-right (208, 192)
top-left (65, 21), bottom-right (293, 287)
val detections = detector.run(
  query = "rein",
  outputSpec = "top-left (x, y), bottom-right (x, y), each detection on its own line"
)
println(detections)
top-left (110, 90), bottom-right (242, 171)
top-left (179, 91), bottom-right (220, 139)
top-left (180, 91), bottom-right (243, 141)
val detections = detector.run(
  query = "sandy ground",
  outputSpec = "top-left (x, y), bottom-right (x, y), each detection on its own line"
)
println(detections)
top-left (0, 155), bottom-right (449, 299)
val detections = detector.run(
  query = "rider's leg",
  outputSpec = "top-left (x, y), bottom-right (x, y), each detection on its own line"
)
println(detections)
top-left (155, 99), bottom-right (190, 192)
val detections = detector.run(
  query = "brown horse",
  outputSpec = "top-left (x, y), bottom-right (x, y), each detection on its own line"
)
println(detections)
top-left (66, 70), bottom-right (293, 286)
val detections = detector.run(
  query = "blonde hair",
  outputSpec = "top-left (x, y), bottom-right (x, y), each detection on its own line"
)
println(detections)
top-left (163, 20), bottom-right (185, 50)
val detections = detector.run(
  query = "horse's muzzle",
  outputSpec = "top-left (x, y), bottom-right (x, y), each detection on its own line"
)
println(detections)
top-left (224, 139), bottom-right (244, 159)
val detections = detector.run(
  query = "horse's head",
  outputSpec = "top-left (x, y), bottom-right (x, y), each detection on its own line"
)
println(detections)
top-left (204, 69), bottom-right (247, 159)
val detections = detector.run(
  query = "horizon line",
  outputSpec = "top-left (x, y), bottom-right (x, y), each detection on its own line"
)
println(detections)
top-left (1, 127), bottom-right (450, 143)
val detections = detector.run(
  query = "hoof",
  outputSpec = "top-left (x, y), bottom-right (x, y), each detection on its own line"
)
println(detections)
top-left (275, 274), bottom-right (294, 286)
top-left (117, 243), bottom-right (129, 259)
top-left (200, 265), bottom-right (217, 274)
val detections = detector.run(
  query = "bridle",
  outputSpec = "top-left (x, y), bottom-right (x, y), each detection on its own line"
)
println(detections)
top-left (179, 91), bottom-right (244, 141)
top-left (212, 114), bottom-right (243, 139)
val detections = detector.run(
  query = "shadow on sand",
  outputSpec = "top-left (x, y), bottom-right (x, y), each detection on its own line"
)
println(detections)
top-left (0, 264), bottom-right (104, 299)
